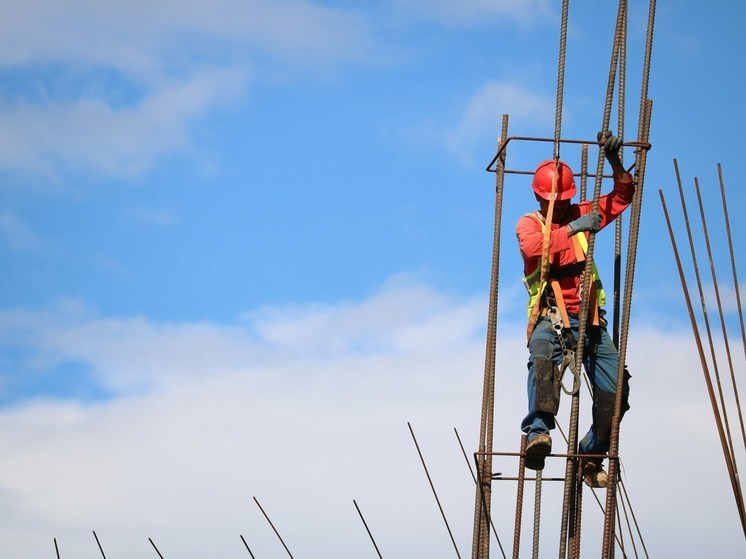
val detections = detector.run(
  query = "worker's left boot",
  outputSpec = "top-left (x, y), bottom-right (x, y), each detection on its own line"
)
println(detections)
top-left (525, 433), bottom-right (552, 471)
top-left (582, 460), bottom-right (608, 488)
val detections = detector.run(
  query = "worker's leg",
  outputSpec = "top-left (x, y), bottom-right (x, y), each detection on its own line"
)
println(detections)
top-left (522, 317), bottom-right (563, 442)
top-left (579, 325), bottom-right (630, 455)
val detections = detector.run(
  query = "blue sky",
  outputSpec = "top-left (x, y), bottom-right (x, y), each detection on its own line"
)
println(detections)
top-left (0, 0), bottom-right (744, 557)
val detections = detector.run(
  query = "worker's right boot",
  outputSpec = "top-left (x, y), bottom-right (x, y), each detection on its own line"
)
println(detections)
top-left (525, 433), bottom-right (552, 471)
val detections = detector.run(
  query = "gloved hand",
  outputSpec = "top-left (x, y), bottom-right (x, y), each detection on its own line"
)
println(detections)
top-left (567, 211), bottom-right (602, 235)
top-left (597, 130), bottom-right (623, 168)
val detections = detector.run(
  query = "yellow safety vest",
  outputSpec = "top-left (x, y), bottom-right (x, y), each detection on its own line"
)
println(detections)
top-left (522, 213), bottom-right (606, 318)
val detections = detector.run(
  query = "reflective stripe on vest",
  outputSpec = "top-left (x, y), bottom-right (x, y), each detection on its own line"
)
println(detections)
top-left (522, 213), bottom-right (606, 317)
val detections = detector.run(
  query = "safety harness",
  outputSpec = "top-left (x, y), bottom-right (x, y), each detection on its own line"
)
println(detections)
top-left (522, 211), bottom-right (607, 394)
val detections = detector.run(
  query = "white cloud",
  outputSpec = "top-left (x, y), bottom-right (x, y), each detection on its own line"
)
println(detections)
top-left (0, 69), bottom-right (247, 177)
top-left (410, 81), bottom-right (552, 166)
top-left (0, 211), bottom-right (39, 249)
top-left (0, 281), bottom-right (743, 557)
top-left (0, 0), bottom-right (378, 177)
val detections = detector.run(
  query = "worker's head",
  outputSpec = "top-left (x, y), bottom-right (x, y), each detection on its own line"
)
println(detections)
top-left (531, 160), bottom-right (576, 201)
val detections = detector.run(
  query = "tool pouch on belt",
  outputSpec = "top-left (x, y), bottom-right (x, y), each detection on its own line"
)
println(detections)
top-left (535, 357), bottom-right (561, 415)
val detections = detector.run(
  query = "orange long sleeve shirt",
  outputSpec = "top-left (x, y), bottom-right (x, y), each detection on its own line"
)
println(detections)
top-left (515, 174), bottom-right (635, 315)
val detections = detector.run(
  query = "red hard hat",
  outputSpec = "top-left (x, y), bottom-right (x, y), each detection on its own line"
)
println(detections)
top-left (531, 160), bottom-right (576, 200)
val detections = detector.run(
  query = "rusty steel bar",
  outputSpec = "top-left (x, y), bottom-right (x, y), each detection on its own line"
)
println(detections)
top-left (512, 435), bottom-right (527, 559)
top-left (456, 429), bottom-right (507, 557)
top-left (92, 531), bottom-right (107, 559)
top-left (254, 496), bottom-right (295, 558)
top-left (531, 470), bottom-right (543, 559)
top-left (612, 0), bottom-right (628, 350)
top-left (408, 423), bottom-right (462, 558)
top-left (564, 2), bottom-right (629, 554)
top-left (353, 500), bottom-right (384, 559)
top-left (568, 472), bottom-right (579, 559)
top-left (674, 162), bottom-right (740, 477)
top-left (694, 174), bottom-right (746, 463)
top-left (659, 189), bottom-right (746, 539)
top-left (240, 535), bottom-right (257, 558)
top-left (54, 538), bottom-right (61, 559)
top-left (580, 144), bottom-right (589, 201)
top-left (472, 115), bottom-right (509, 559)
top-left (617, 486), bottom-right (637, 558)
top-left (149, 537), bottom-right (165, 559)
top-left (603, 93), bottom-right (652, 558)
top-left (717, 164), bottom-right (746, 361)
top-left (486, 137), bottom-right (650, 172)
top-left (553, 0), bottom-right (570, 160)
top-left (619, 479), bottom-right (650, 558)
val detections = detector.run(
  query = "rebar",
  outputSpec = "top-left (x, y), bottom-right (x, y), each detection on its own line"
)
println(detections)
top-left (659, 189), bottom-right (746, 539)
top-left (718, 164), bottom-right (746, 360)
top-left (240, 535), bottom-right (257, 559)
top-left (673, 163), bottom-right (740, 480)
top-left (563, 3), bottom-right (628, 556)
top-left (149, 537), bottom-right (165, 559)
top-left (532, 470), bottom-right (543, 559)
top-left (408, 423), bottom-right (461, 558)
top-left (254, 496), bottom-right (295, 558)
top-left (456, 428), bottom-right (506, 557)
top-left (695, 174), bottom-right (746, 465)
top-left (93, 531), bottom-right (107, 559)
top-left (353, 500), bottom-right (384, 559)
top-left (553, 0), bottom-right (570, 160)
top-left (472, 114), bottom-right (509, 559)
top-left (54, 538), bottom-right (60, 559)
top-left (512, 435), bottom-right (527, 559)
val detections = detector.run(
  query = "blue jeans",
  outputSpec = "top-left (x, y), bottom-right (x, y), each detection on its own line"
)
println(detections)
top-left (521, 315), bottom-right (629, 456)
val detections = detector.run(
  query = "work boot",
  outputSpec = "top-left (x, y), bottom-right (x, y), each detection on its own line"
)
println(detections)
top-left (582, 460), bottom-right (608, 488)
top-left (525, 433), bottom-right (552, 471)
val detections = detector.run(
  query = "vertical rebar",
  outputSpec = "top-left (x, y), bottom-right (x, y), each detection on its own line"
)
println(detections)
top-left (531, 470), bottom-right (543, 559)
top-left (513, 435), bottom-right (528, 559)
top-left (563, 3), bottom-right (628, 555)
top-left (472, 114), bottom-right (509, 559)
top-left (553, 0), bottom-right (570, 160)
top-left (694, 175), bottom-right (746, 464)
top-left (456, 429), bottom-right (506, 557)
top-left (717, 164), bottom-right (746, 360)
top-left (580, 144), bottom-right (589, 201)
top-left (673, 163), bottom-right (740, 480)
top-left (658, 189), bottom-right (746, 539)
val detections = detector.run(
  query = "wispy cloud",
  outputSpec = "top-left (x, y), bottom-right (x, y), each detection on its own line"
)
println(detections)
top-left (408, 80), bottom-right (552, 166)
top-left (0, 0), bottom-right (378, 177)
top-left (0, 280), bottom-right (741, 557)
top-left (0, 211), bottom-right (39, 249)
top-left (0, 69), bottom-right (248, 177)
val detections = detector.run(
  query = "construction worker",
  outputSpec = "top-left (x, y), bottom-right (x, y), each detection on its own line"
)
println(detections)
top-left (516, 133), bottom-right (633, 487)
